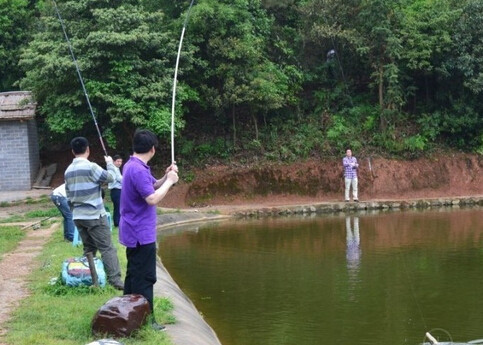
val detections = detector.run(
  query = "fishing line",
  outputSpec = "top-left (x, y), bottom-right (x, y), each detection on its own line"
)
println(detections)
top-left (52, 0), bottom-right (108, 156)
top-left (396, 241), bottom-right (429, 331)
top-left (170, 0), bottom-right (195, 164)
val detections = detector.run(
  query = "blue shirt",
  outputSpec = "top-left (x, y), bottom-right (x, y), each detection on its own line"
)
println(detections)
top-left (108, 165), bottom-right (122, 190)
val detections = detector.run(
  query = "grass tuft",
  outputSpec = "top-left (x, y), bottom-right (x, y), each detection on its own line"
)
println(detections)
top-left (0, 225), bottom-right (26, 258)
top-left (25, 207), bottom-right (59, 218)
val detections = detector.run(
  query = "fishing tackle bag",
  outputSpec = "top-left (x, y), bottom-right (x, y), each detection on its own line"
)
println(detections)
top-left (61, 256), bottom-right (106, 287)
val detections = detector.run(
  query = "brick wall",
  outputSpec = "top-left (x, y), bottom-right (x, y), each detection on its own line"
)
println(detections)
top-left (27, 119), bottom-right (40, 183)
top-left (0, 120), bottom-right (39, 191)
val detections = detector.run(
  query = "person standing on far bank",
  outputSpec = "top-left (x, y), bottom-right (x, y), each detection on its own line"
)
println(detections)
top-left (120, 129), bottom-right (179, 331)
top-left (343, 148), bottom-right (359, 202)
top-left (108, 154), bottom-right (123, 227)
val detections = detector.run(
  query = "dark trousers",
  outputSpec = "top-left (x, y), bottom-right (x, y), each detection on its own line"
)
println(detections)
top-left (74, 216), bottom-right (122, 286)
top-left (110, 188), bottom-right (121, 227)
top-left (124, 242), bottom-right (157, 316)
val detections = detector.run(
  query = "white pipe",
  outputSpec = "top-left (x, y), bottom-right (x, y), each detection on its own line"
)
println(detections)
top-left (426, 332), bottom-right (440, 344)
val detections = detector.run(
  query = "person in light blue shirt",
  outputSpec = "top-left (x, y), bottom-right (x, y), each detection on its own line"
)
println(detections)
top-left (108, 154), bottom-right (123, 227)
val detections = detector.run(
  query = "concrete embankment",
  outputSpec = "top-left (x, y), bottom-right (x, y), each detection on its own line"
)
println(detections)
top-left (155, 213), bottom-right (228, 345)
top-left (154, 196), bottom-right (483, 345)
top-left (230, 196), bottom-right (483, 217)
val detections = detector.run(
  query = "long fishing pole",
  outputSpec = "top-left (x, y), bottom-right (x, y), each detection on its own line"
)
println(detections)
top-left (171, 0), bottom-right (195, 164)
top-left (52, 0), bottom-right (108, 156)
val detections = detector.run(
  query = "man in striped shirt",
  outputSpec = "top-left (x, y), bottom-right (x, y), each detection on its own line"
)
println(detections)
top-left (65, 137), bottom-right (123, 290)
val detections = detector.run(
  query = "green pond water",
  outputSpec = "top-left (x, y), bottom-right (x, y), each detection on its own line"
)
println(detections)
top-left (159, 208), bottom-right (483, 345)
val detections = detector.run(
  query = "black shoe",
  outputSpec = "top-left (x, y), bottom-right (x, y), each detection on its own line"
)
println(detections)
top-left (111, 282), bottom-right (124, 291)
top-left (151, 321), bottom-right (166, 331)
top-left (354, 199), bottom-right (359, 202)
top-left (345, 200), bottom-right (350, 202)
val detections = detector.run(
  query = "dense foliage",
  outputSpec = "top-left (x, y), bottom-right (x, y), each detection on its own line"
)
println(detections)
top-left (1, 0), bottom-right (482, 158)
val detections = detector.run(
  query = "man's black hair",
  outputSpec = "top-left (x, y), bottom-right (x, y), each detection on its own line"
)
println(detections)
top-left (71, 137), bottom-right (89, 154)
top-left (133, 129), bottom-right (158, 154)
top-left (113, 154), bottom-right (122, 161)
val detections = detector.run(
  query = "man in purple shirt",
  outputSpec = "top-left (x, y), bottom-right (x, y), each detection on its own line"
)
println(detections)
top-left (120, 129), bottom-right (178, 331)
top-left (342, 148), bottom-right (359, 202)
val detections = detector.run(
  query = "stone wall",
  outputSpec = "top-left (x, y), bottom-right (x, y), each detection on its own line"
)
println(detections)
top-left (0, 120), bottom-right (38, 191)
top-left (27, 119), bottom-right (40, 184)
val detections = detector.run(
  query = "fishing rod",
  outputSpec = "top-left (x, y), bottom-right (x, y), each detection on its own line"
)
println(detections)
top-left (51, 0), bottom-right (108, 156)
top-left (170, 0), bottom-right (195, 164)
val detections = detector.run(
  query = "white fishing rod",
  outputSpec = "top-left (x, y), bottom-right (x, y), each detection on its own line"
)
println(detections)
top-left (171, 0), bottom-right (195, 164)
top-left (52, 0), bottom-right (108, 156)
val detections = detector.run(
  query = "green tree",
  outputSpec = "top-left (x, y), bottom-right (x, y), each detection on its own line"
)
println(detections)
top-left (185, 0), bottom-right (300, 148)
top-left (399, 0), bottom-right (459, 109)
top-left (449, 0), bottom-right (483, 94)
top-left (433, 0), bottom-right (483, 151)
top-left (19, 0), bottom-right (192, 149)
top-left (355, 0), bottom-right (405, 130)
top-left (0, 0), bottom-right (33, 91)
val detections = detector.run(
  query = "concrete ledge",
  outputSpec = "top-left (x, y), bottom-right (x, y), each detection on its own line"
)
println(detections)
top-left (231, 196), bottom-right (483, 217)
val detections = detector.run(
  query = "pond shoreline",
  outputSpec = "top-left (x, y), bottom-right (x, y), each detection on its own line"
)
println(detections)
top-left (230, 195), bottom-right (483, 217)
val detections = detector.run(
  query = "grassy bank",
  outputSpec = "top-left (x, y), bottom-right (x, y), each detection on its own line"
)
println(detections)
top-left (0, 225), bottom-right (26, 258)
top-left (4, 224), bottom-right (175, 345)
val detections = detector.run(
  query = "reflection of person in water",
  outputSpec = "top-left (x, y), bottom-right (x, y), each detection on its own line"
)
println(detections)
top-left (346, 216), bottom-right (361, 272)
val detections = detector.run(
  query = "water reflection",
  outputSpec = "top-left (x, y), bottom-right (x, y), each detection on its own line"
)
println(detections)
top-left (346, 216), bottom-right (361, 297)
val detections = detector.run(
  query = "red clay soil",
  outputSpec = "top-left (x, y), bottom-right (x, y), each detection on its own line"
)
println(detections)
top-left (158, 152), bottom-right (483, 209)
top-left (46, 151), bottom-right (482, 209)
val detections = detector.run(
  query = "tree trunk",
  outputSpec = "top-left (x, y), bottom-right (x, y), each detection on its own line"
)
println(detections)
top-left (378, 65), bottom-right (387, 131)
top-left (232, 106), bottom-right (236, 149)
top-left (425, 74), bottom-right (429, 105)
top-left (251, 113), bottom-right (259, 141)
top-left (378, 65), bottom-right (384, 109)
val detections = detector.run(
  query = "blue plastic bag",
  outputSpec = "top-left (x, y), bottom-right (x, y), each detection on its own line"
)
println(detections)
top-left (61, 256), bottom-right (106, 287)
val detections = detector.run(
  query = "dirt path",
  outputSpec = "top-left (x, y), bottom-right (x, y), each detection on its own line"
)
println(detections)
top-left (0, 223), bottom-right (59, 344)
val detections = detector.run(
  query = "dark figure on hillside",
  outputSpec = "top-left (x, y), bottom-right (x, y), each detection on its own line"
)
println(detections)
top-left (50, 183), bottom-right (75, 242)
top-left (108, 154), bottom-right (123, 227)
top-left (343, 148), bottom-right (359, 202)
top-left (120, 129), bottom-right (178, 331)
top-left (64, 137), bottom-right (124, 290)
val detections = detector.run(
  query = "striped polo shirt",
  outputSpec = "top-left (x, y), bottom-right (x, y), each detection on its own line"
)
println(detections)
top-left (65, 157), bottom-right (115, 220)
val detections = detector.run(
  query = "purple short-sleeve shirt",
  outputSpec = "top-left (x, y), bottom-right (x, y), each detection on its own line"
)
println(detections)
top-left (119, 156), bottom-right (157, 248)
